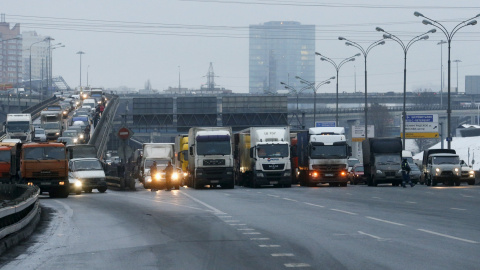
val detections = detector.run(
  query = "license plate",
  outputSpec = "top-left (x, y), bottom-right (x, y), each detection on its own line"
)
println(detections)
top-left (325, 174), bottom-right (334, 177)
top-left (211, 180), bottom-right (219, 183)
top-left (41, 182), bottom-right (51, 185)
top-left (270, 181), bottom-right (278, 184)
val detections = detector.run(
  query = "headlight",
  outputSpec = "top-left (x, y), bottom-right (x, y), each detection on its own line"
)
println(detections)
top-left (172, 172), bottom-right (178, 180)
top-left (74, 179), bottom-right (82, 188)
top-left (183, 172), bottom-right (188, 177)
top-left (55, 132), bottom-right (60, 135)
top-left (83, 94), bottom-right (87, 98)
top-left (73, 138), bottom-right (78, 143)
top-left (454, 168), bottom-right (459, 172)
top-left (256, 172), bottom-right (264, 177)
top-left (312, 171), bottom-right (319, 178)
top-left (436, 168), bottom-right (440, 172)
top-left (79, 134), bottom-right (84, 139)
top-left (340, 171), bottom-right (347, 177)
top-left (469, 170), bottom-right (475, 176)
top-left (154, 173), bottom-right (161, 180)
top-left (63, 111), bottom-right (67, 115)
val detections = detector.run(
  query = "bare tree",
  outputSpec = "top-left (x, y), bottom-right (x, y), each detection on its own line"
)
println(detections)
top-left (368, 103), bottom-right (393, 137)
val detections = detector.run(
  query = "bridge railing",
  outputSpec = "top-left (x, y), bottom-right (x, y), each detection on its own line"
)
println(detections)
top-left (89, 95), bottom-right (119, 160)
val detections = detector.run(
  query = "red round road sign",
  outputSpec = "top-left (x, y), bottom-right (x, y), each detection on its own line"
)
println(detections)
top-left (118, 127), bottom-right (131, 140)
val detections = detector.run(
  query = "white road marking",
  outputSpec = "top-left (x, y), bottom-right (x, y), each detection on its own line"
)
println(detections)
top-left (330, 209), bottom-right (357, 215)
top-left (372, 197), bottom-right (382, 199)
top-left (243, 232), bottom-right (261, 235)
top-left (284, 263), bottom-right (311, 268)
top-left (283, 198), bottom-right (298, 202)
top-left (405, 201), bottom-right (417, 204)
top-left (346, 193), bottom-right (352, 195)
top-left (250, 238), bottom-right (270, 240)
top-left (358, 231), bottom-right (384, 240)
top-left (217, 216), bottom-right (232, 218)
top-left (229, 224), bottom-right (247, 226)
top-left (237, 228), bottom-right (255, 231)
top-left (180, 191), bottom-right (226, 214)
top-left (366, 216), bottom-right (405, 226)
top-left (450, 208), bottom-right (466, 211)
top-left (303, 202), bottom-right (325, 208)
top-left (271, 253), bottom-right (295, 257)
top-left (267, 194), bottom-right (280, 198)
top-left (111, 193), bottom-right (209, 212)
top-left (259, 245), bottom-right (281, 248)
top-left (225, 220), bottom-right (240, 223)
top-left (461, 195), bottom-right (473, 198)
top-left (417, 229), bottom-right (478, 244)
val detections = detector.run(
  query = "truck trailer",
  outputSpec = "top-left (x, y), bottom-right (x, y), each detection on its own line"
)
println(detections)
top-left (297, 127), bottom-right (351, 187)
top-left (236, 127), bottom-right (291, 188)
top-left (362, 137), bottom-right (403, 186)
top-left (187, 127), bottom-right (234, 189)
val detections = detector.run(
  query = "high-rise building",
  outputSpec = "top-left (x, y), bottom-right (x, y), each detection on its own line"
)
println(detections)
top-left (249, 21), bottom-right (315, 94)
top-left (22, 31), bottom-right (49, 85)
top-left (0, 15), bottom-right (22, 88)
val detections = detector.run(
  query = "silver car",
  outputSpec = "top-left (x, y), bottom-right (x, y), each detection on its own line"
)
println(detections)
top-left (33, 128), bottom-right (47, 142)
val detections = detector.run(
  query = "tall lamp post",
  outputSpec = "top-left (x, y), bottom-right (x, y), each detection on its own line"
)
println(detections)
top-left (280, 82), bottom-right (311, 129)
top-left (50, 44), bottom-right (65, 95)
top-left (315, 53), bottom-right (359, 126)
top-left (415, 11), bottom-right (479, 149)
top-left (338, 37), bottom-right (385, 140)
top-left (29, 38), bottom-right (48, 100)
top-left (295, 76), bottom-right (335, 127)
top-left (376, 27), bottom-right (436, 150)
top-left (452, 60), bottom-right (461, 93)
top-left (76, 51), bottom-right (85, 91)
top-left (437, 40), bottom-right (447, 108)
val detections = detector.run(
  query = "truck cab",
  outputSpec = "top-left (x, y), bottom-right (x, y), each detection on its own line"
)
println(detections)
top-left (5, 114), bottom-right (33, 142)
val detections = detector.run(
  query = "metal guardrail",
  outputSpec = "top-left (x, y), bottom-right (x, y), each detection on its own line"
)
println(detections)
top-left (23, 96), bottom-right (61, 120)
top-left (0, 184), bottom-right (40, 240)
top-left (89, 96), bottom-right (120, 160)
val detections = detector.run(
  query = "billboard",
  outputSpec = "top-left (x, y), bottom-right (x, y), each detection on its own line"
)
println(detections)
top-left (400, 114), bottom-right (439, 138)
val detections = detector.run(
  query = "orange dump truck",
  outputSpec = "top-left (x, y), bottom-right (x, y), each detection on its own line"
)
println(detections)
top-left (20, 142), bottom-right (69, 198)
top-left (0, 142), bottom-right (21, 183)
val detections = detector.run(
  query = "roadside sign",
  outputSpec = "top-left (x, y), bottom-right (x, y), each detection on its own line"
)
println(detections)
top-left (117, 127), bottom-right (134, 140)
top-left (401, 114), bottom-right (439, 139)
top-left (352, 125), bottom-right (374, 142)
top-left (315, 121), bottom-right (336, 127)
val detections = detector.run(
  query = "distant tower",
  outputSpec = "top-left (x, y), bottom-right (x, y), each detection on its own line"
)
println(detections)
top-left (205, 62), bottom-right (218, 90)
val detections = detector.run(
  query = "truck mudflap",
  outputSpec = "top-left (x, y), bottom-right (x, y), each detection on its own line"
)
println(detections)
top-left (194, 167), bottom-right (234, 188)
top-left (253, 170), bottom-right (291, 187)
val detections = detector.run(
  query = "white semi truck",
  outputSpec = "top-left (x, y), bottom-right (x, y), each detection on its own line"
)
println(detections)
top-left (187, 127), bottom-right (234, 189)
top-left (297, 127), bottom-right (351, 187)
top-left (236, 127), bottom-right (291, 188)
top-left (4, 114), bottom-right (34, 142)
top-left (140, 143), bottom-right (180, 190)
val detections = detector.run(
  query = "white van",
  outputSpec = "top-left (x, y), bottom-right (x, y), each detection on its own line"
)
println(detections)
top-left (82, 98), bottom-right (97, 110)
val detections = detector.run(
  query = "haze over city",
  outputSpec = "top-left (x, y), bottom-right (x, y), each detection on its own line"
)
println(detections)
top-left (2, 0), bottom-right (480, 93)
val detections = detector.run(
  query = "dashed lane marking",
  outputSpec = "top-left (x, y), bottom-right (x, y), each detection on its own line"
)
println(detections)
top-left (284, 263), bottom-right (311, 268)
top-left (250, 238), bottom-right (270, 240)
top-left (405, 201), bottom-right (417, 204)
top-left (366, 216), bottom-right (405, 226)
top-left (450, 208), bottom-right (467, 211)
top-left (417, 229), bottom-right (478, 244)
top-left (180, 191), bottom-right (226, 214)
top-left (267, 194), bottom-right (280, 198)
top-left (461, 195), bottom-right (473, 198)
top-left (243, 232), bottom-right (261, 235)
top-left (259, 245), bottom-right (281, 248)
top-left (372, 197), bottom-right (382, 199)
top-left (229, 224), bottom-right (247, 226)
top-left (358, 231), bottom-right (385, 241)
top-left (330, 209), bottom-right (357, 215)
top-left (303, 202), bottom-right (325, 208)
top-left (225, 220), bottom-right (240, 223)
top-left (283, 198), bottom-right (298, 202)
top-left (237, 228), bottom-right (255, 231)
top-left (271, 253), bottom-right (295, 257)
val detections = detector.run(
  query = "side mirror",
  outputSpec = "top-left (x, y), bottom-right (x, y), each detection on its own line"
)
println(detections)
top-left (189, 146), bottom-right (193, 156)
top-left (348, 146), bottom-right (352, 156)
top-left (250, 147), bottom-right (254, 158)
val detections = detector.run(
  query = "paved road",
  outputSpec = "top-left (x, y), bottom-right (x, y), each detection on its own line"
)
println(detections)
top-left (1, 183), bottom-right (479, 269)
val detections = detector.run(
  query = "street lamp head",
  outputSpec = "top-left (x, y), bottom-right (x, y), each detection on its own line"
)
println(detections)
top-left (428, 28), bottom-right (437, 33)
top-left (376, 27), bottom-right (384, 32)
top-left (330, 76), bottom-right (336, 80)
top-left (476, 14), bottom-right (480, 18)
top-left (280, 82), bottom-right (285, 85)
top-left (349, 58), bottom-right (356, 62)
top-left (378, 40), bottom-right (386, 45)
top-left (467, 20), bottom-right (477, 26)
top-left (421, 35), bottom-right (429, 40)
top-left (414, 11), bottom-right (424, 17)
top-left (315, 52), bottom-right (321, 56)
top-left (295, 76), bottom-right (301, 79)
top-left (338, 36), bottom-right (345, 40)
top-left (354, 53), bottom-right (361, 57)
top-left (422, 19), bottom-right (432, 25)
top-left (320, 57), bottom-right (327, 61)
top-left (326, 81), bottom-right (331, 84)
top-left (345, 42), bottom-right (352, 46)
top-left (383, 34), bottom-right (391, 39)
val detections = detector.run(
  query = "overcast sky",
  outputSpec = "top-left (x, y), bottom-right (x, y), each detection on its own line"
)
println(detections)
top-left (2, 0), bottom-right (480, 94)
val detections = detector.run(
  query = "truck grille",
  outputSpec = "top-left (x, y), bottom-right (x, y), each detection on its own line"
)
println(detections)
top-left (312, 164), bottom-right (346, 171)
top-left (264, 172), bottom-right (283, 179)
top-left (33, 171), bottom-right (60, 178)
top-left (202, 168), bottom-right (226, 179)
top-left (203, 159), bottom-right (225, 166)
top-left (262, 164), bottom-right (285, 170)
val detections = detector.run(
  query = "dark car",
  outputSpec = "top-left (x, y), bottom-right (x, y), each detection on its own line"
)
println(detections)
top-left (349, 164), bottom-right (367, 185)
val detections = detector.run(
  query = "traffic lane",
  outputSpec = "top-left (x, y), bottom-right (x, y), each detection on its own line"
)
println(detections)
top-left (183, 186), bottom-right (480, 269)
top-left (1, 189), bottom-right (296, 270)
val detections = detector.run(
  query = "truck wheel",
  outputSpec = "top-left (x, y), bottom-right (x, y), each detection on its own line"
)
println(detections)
top-left (425, 175), bottom-right (431, 186)
top-left (454, 179), bottom-right (461, 186)
top-left (84, 187), bottom-right (93, 193)
top-left (49, 190), bottom-right (57, 198)
top-left (340, 182), bottom-right (347, 187)
top-left (431, 178), bottom-right (437, 186)
top-left (58, 187), bottom-right (69, 198)
top-left (193, 178), bottom-right (202, 189)
top-left (468, 179), bottom-right (475, 185)
top-left (76, 190), bottom-right (81, 195)
top-left (98, 187), bottom-right (107, 193)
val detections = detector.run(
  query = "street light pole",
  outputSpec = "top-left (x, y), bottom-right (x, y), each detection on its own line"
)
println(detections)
top-left (453, 60), bottom-right (461, 93)
top-left (437, 40), bottom-right (447, 108)
top-left (376, 27), bottom-right (435, 150)
top-left (76, 51), bottom-right (85, 92)
top-left (338, 37), bottom-right (385, 140)
top-left (87, 65), bottom-right (90, 88)
top-left (29, 38), bottom-right (48, 101)
top-left (281, 82), bottom-right (310, 129)
top-left (295, 76), bottom-right (335, 127)
top-left (415, 11), bottom-right (479, 149)
top-left (315, 53), bottom-right (360, 126)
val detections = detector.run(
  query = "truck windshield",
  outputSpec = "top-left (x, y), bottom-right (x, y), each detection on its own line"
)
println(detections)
top-left (0, 151), bottom-right (10, 162)
top-left (375, 154), bottom-right (401, 165)
top-left (257, 144), bottom-right (288, 158)
top-left (197, 141), bottom-right (231, 155)
top-left (6, 121), bottom-right (30, 132)
top-left (432, 156), bottom-right (459, 165)
top-left (73, 160), bottom-right (103, 171)
top-left (310, 145), bottom-right (346, 159)
top-left (43, 122), bottom-right (60, 129)
top-left (24, 147), bottom-right (65, 160)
